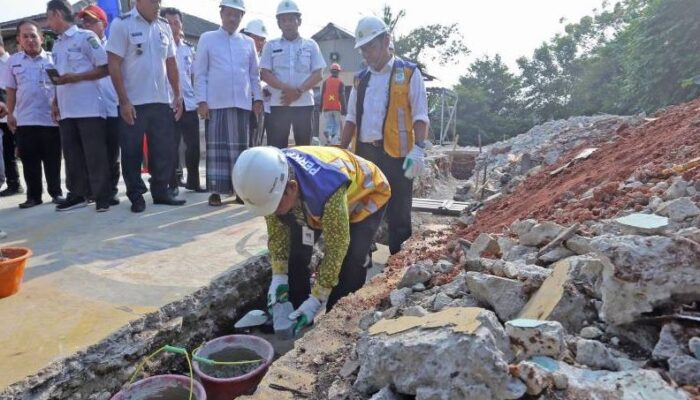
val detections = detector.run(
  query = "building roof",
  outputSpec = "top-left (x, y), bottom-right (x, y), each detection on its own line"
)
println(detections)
top-left (312, 23), bottom-right (354, 42)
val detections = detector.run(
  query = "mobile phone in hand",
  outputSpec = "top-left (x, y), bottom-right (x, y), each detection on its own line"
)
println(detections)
top-left (45, 68), bottom-right (61, 84)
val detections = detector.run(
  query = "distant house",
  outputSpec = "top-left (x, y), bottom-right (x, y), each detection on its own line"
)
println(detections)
top-left (0, 0), bottom-right (218, 52)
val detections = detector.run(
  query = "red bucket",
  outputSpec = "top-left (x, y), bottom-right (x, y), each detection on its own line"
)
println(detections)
top-left (193, 335), bottom-right (274, 399)
top-left (0, 247), bottom-right (32, 298)
top-left (111, 374), bottom-right (207, 400)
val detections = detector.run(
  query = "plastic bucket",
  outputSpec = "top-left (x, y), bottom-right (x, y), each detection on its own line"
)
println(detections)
top-left (110, 374), bottom-right (207, 400)
top-left (193, 335), bottom-right (274, 400)
top-left (0, 247), bottom-right (32, 298)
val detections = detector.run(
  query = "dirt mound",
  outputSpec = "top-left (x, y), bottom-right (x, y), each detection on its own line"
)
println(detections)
top-left (461, 98), bottom-right (700, 239)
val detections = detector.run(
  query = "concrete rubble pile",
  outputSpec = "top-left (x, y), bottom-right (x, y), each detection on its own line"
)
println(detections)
top-left (324, 175), bottom-right (699, 399)
top-left (453, 115), bottom-right (643, 203)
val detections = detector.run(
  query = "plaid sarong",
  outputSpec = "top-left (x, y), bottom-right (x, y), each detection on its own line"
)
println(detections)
top-left (206, 107), bottom-right (249, 195)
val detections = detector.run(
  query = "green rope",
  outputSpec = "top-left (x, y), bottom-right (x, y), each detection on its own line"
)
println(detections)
top-left (126, 345), bottom-right (194, 400)
top-left (192, 345), bottom-right (263, 367)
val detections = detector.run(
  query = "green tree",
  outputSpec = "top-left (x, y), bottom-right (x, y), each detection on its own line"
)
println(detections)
top-left (379, 4), bottom-right (469, 68)
top-left (454, 55), bottom-right (532, 146)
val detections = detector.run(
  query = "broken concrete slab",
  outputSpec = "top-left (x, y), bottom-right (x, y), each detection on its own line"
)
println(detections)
top-left (653, 323), bottom-right (686, 362)
top-left (663, 179), bottom-right (690, 201)
top-left (529, 357), bottom-right (690, 400)
top-left (615, 213), bottom-right (669, 235)
top-left (398, 263), bottom-right (433, 289)
top-left (514, 361), bottom-right (553, 395)
top-left (502, 245), bottom-right (539, 262)
top-left (668, 355), bottom-right (700, 386)
top-left (501, 262), bottom-right (552, 287)
top-left (517, 258), bottom-right (598, 333)
top-left (579, 326), bottom-right (604, 340)
top-left (432, 260), bottom-right (455, 275)
top-left (564, 234), bottom-right (594, 255)
top-left (657, 197), bottom-right (700, 222)
top-left (510, 219), bottom-right (537, 238)
top-left (389, 288), bottom-right (414, 308)
top-left (369, 386), bottom-right (405, 400)
top-left (466, 272), bottom-right (528, 321)
top-left (402, 306), bottom-right (428, 318)
top-left (469, 233), bottom-right (501, 257)
top-left (576, 339), bottom-right (620, 371)
top-left (690, 337), bottom-right (700, 360)
top-left (537, 223), bottom-right (580, 257)
top-left (505, 319), bottom-right (566, 361)
top-left (432, 292), bottom-right (454, 312)
top-left (519, 221), bottom-right (565, 247)
top-left (437, 272), bottom-right (468, 298)
top-left (538, 246), bottom-right (576, 264)
top-left (591, 235), bottom-right (700, 325)
top-left (357, 308), bottom-right (524, 400)
top-left (497, 237), bottom-right (517, 258)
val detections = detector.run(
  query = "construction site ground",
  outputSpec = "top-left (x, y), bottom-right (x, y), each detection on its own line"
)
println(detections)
top-left (0, 168), bottom-right (269, 390)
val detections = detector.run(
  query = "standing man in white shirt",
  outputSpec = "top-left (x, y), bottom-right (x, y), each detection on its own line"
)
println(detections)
top-left (340, 16), bottom-right (430, 255)
top-left (161, 7), bottom-right (204, 194)
top-left (242, 19), bottom-right (269, 147)
top-left (78, 4), bottom-right (121, 206)
top-left (259, 0), bottom-right (325, 149)
top-left (194, 0), bottom-right (262, 207)
top-left (4, 20), bottom-right (65, 209)
top-left (0, 35), bottom-right (24, 198)
top-left (47, 0), bottom-right (112, 212)
top-left (106, 0), bottom-right (185, 213)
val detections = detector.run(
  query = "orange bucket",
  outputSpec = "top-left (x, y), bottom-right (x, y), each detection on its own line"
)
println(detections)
top-left (0, 247), bottom-right (32, 298)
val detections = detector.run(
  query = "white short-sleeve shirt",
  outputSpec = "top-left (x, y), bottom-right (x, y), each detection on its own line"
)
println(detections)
top-left (98, 36), bottom-right (119, 118)
top-left (105, 8), bottom-right (176, 106)
top-left (53, 25), bottom-right (108, 119)
top-left (0, 52), bottom-right (10, 123)
top-left (259, 36), bottom-right (325, 107)
top-left (174, 40), bottom-right (197, 112)
top-left (3, 51), bottom-right (56, 127)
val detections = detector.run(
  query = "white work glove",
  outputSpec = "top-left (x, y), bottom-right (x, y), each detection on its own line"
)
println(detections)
top-left (402, 146), bottom-right (426, 179)
top-left (267, 274), bottom-right (289, 307)
top-left (288, 295), bottom-right (323, 334)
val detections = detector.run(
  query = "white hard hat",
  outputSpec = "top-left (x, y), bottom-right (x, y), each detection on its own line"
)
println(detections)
top-left (276, 0), bottom-right (301, 16)
top-left (220, 0), bottom-right (246, 13)
top-left (233, 147), bottom-right (289, 217)
top-left (354, 16), bottom-right (388, 49)
top-left (243, 19), bottom-right (268, 39)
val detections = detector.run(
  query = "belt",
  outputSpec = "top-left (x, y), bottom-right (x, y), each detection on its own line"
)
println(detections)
top-left (360, 140), bottom-right (383, 148)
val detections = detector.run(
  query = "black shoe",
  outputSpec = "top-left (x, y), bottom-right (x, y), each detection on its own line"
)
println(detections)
top-left (232, 196), bottom-right (245, 205)
top-left (130, 196), bottom-right (146, 213)
top-left (0, 186), bottom-right (23, 197)
top-left (208, 193), bottom-right (222, 207)
top-left (56, 195), bottom-right (87, 211)
top-left (52, 196), bottom-right (67, 205)
top-left (186, 185), bottom-right (207, 193)
top-left (96, 200), bottom-right (110, 213)
top-left (109, 196), bottom-right (121, 206)
top-left (153, 196), bottom-right (186, 206)
top-left (19, 199), bottom-right (43, 209)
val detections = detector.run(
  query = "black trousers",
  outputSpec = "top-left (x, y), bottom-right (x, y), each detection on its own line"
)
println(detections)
top-left (356, 142), bottom-right (413, 255)
top-left (15, 125), bottom-right (63, 201)
top-left (170, 110), bottom-right (200, 189)
top-left (106, 117), bottom-right (121, 197)
top-left (284, 208), bottom-right (385, 312)
top-left (267, 106), bottom-right (314, 148)
top-left (1, 123), bottom-right (21, 189)
top-left (118, 103), bottom-right (176, 202)
top-left (59, 117), bottom-right (110, 202)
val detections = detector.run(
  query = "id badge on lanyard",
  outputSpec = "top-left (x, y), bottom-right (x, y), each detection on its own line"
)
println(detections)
top-left (302, 226), bottom-right (314, 247)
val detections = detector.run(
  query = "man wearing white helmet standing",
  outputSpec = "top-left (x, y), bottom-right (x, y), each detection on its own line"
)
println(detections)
top-left (232, 145), bottom-right (390, 333)
top-left (340, 16), bottom-right (430, 255)
top-left (194, 0), bottom-right (263, 207)
top-left (259, 0), bottom-right (326, 149)
top-left (242, 19), bottom-right (270, 147)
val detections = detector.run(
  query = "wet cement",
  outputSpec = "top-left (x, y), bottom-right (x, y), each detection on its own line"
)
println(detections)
top-left (199, 347), bottom-right (263, 378)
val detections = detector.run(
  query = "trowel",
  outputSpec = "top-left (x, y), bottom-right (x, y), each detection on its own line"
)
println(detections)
top-left (234, 302), bottom-right (296, 339)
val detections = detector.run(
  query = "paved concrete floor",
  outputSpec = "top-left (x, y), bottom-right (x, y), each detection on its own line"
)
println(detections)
top-left (0, 171), bottom-right (268, 389)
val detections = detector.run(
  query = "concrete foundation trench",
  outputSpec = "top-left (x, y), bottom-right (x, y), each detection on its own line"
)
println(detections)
top-left (0, 256), bottom-right (274, 400)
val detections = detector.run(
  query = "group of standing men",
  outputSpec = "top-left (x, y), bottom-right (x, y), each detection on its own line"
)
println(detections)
top-left (0, 0), bottom-right (329, 214)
